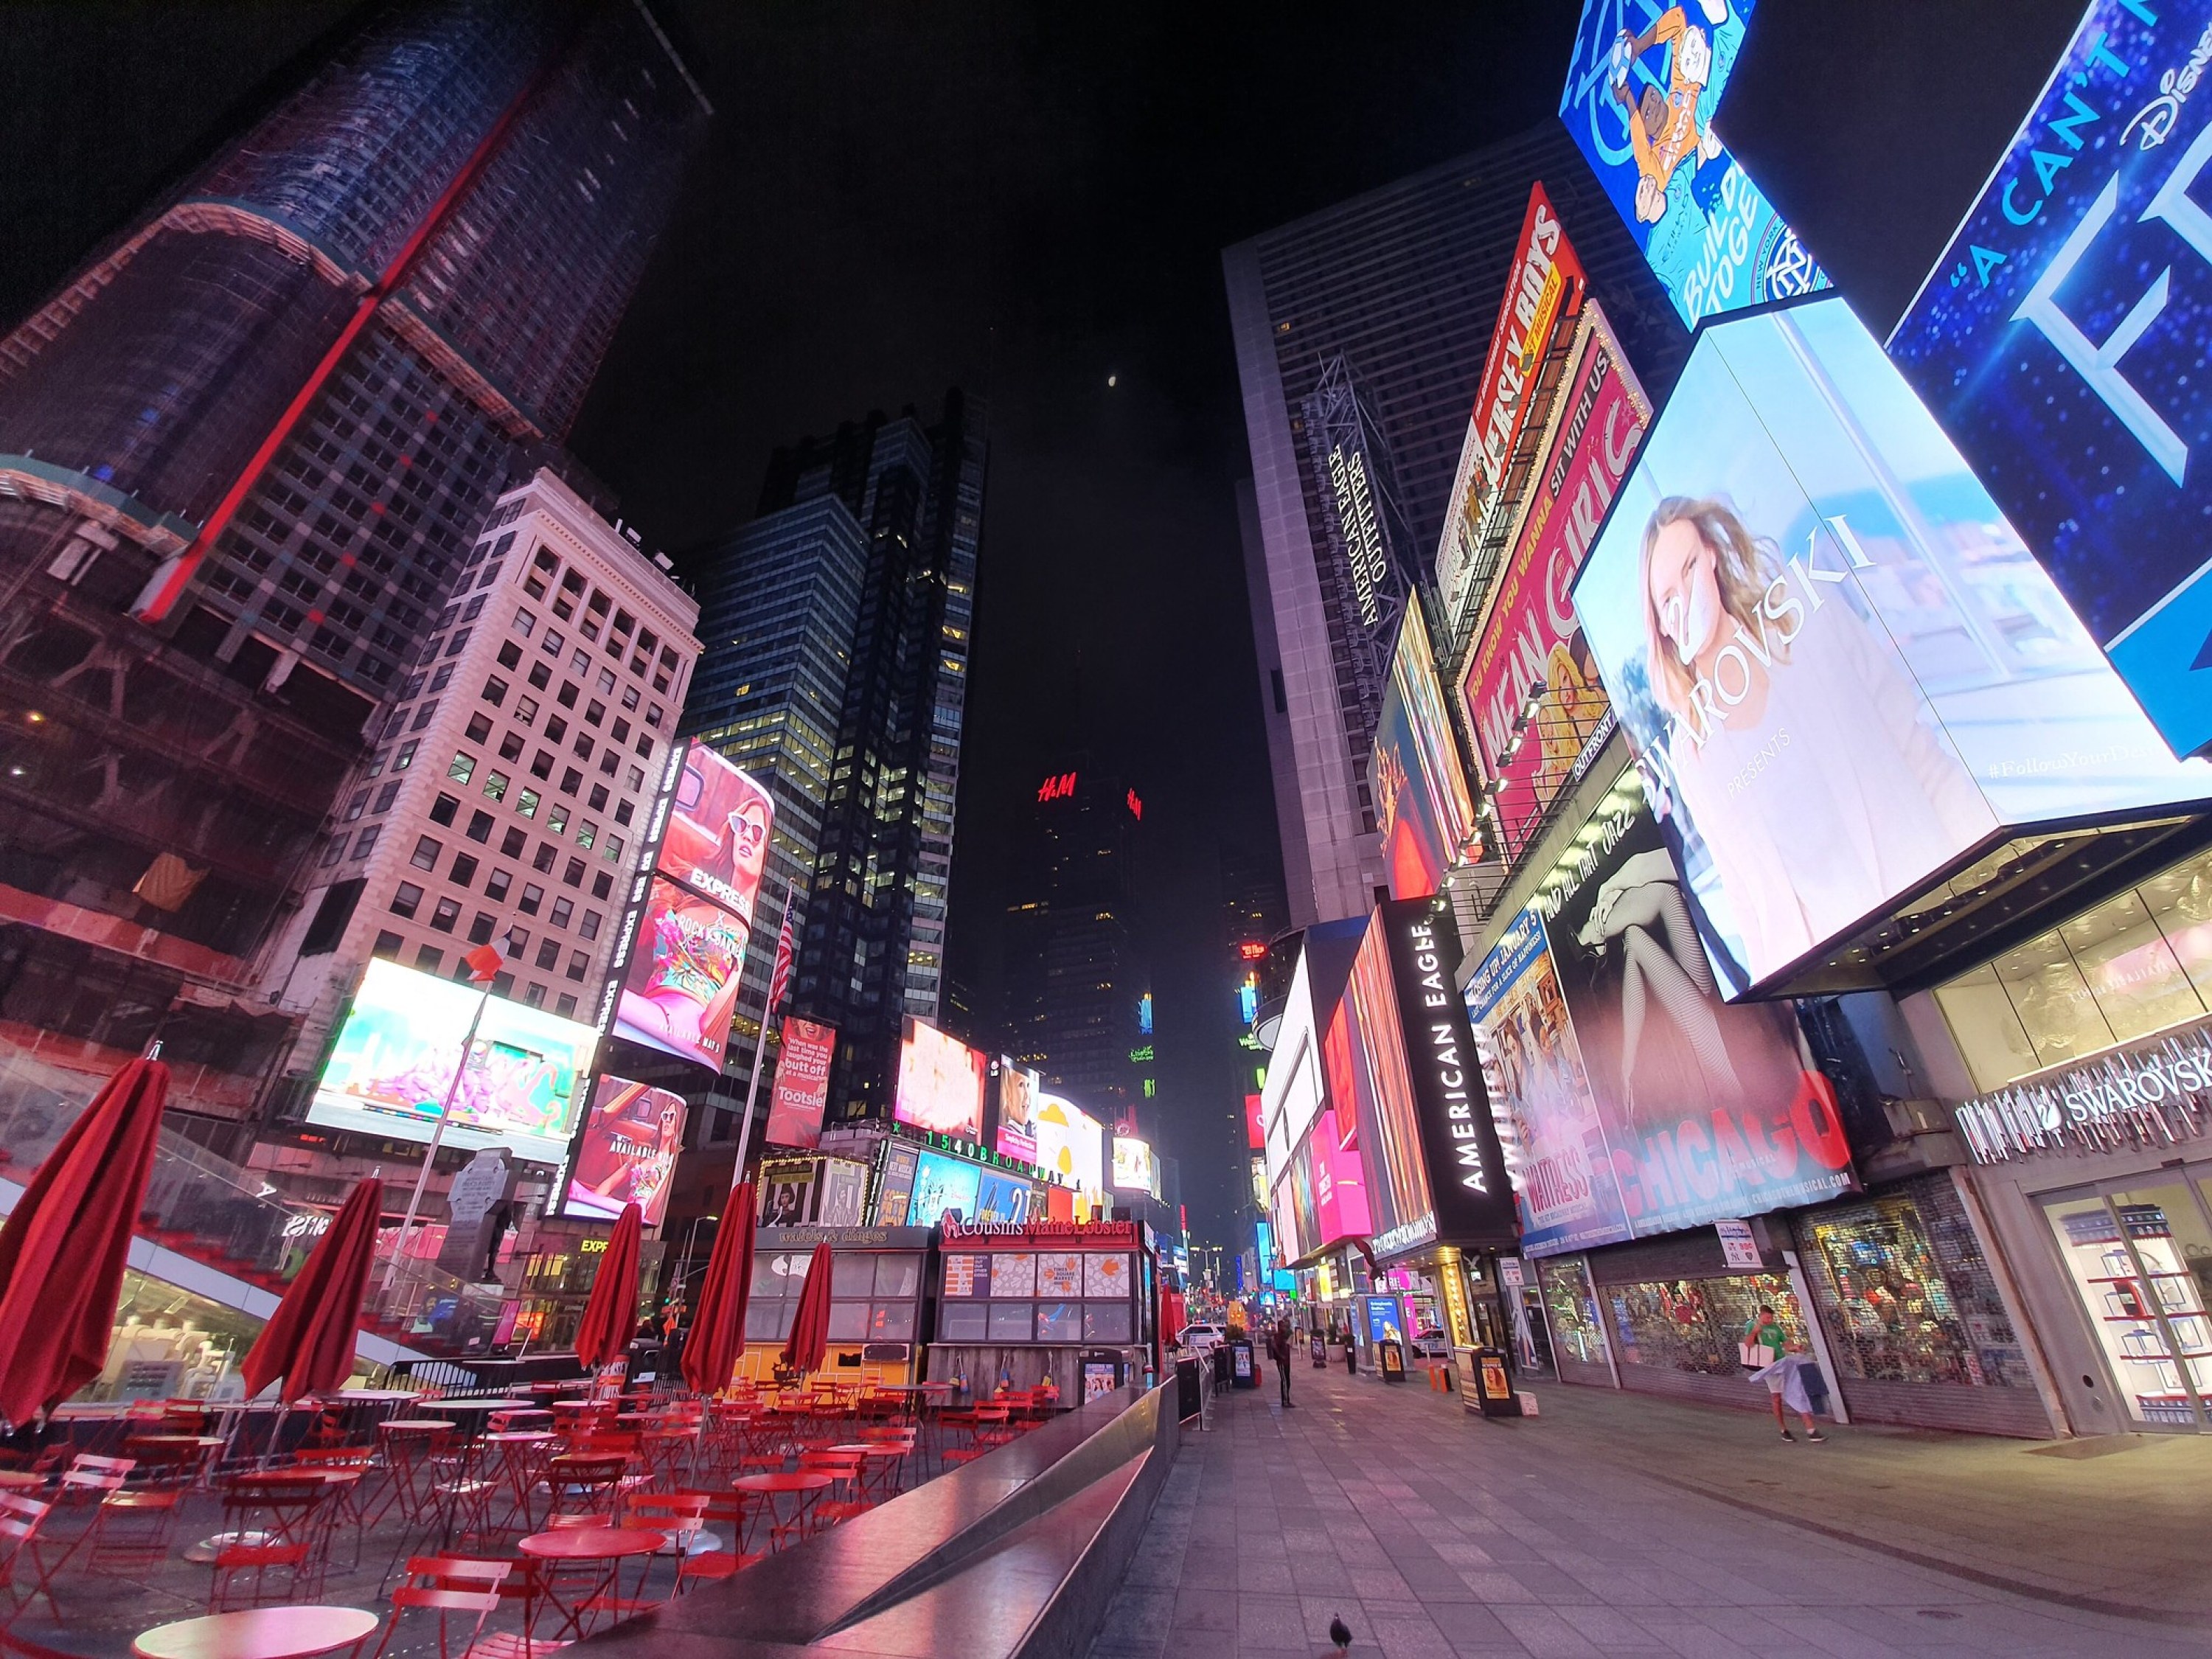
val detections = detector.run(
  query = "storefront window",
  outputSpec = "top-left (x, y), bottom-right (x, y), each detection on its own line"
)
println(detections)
top-left (1605, 1273), bottom-right (1801, 1377)
top-left (1538, 1259), bottom-right (1608, 1367)
top-left (82, 1269), bottom-right (268, 1402)
top-left (1935, 846), bottom-right (2212, 1091)
top-left (2043, 1190), bottom-right (2212, 1427)
top-left (1805, 1197), bottom-right (1984, 1385)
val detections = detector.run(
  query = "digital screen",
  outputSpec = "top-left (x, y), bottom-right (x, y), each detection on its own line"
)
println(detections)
top-left (612, 874), bottom-right (751, 1069)
top-left (1370, 603), bottom-right (1479, 900)
top-left (1244, 1092), bottom-right (1265, 1151)
top-left (654, 742), bottom-right (773, 922)
top-left (1031, 1093), bottom-right (1105, 1195)
top-left (562, 1075), bottom-right (686, 1225)
top-left (1324, 921), bottom-right (1436, 1245)
top-left (1886, 0), bottom-right (2212, 757)
top-left (1458, 305), bottom-right (1649, 863)
top-left (974, 1169), bottom-right (1035, 1225)
top-left (995, 1059), bottom-right (1039, 1163)
top-left (1110, 1135), bottom-right (1155, 1194)
top-left (906, 1150), bottom-right (982, 1228)
top-left (1436, 182), bottom-right (1587, 632)
top-left (758, 1163), bottom-right (815, 1226)
top-left (764, 1015), bottom-right (835, 1150)
top-left (893, 1018), bottom-right (987, 1140)
top-left (1558, 0), bottom-right (1826, 327)
top-left (1573, 297), bottom-right (2212, 996)
top-left (1306, 1105), bottom-right (1372, 1250)
top-left (311, 959), bottom-right (595, 1166)
top-left (816, 1157), bottom-right (868, 1227)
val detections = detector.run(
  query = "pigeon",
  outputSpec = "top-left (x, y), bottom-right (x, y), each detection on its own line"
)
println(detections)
top-left (1329, 1615), bottom-right (1352, 1652)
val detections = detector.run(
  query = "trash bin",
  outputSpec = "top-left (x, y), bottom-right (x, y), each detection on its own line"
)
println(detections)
top-left (1377, 1339), bottom-right (1406, 1382)
top-left (1175, 1357), bottom-right (1203, 1422)
top-left (1229, 1339), bottom-right (1259, 1389)
top-left (1470, 1347), bottom-right (1522, 1418)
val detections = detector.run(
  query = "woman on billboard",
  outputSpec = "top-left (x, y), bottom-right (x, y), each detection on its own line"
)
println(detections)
top-left (1637, 495), bottom-right (1990, 981)
top-left (1576, 846), bottom-right (1736, 1122)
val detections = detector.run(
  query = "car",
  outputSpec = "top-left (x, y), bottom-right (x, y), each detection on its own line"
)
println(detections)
top-left (1410, 1331), bottom-right (1452, 1359)
top-left (1177, 1323), bottom-right (1228, 1353)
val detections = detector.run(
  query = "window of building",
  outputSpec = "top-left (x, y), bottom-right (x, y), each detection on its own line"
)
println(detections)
top-left (416, 945), bottom-right (444, 973)
top-left (450, 852), bottom-right (479, 888)
top-left (394, 740), bottom-right (419, 771)
top-left (560, 768), bottom-right (584, 795)
top-left (465, 713), bottom-right (493, 745)
top-left (498, 731), bottom-right (524, 762)
top-left (577, 822), bottom-right (597, 851)
top-left (321, 836), bottom-right (346, 869)
top-left (506, 926), bottom-right (529, 955)
top-left (515, 608), bottom-right (536, 638)
top-left (555, 993), bottom-right (578, 1018)
top-left (596, 668), bottom-right (616, 696)
top-left (627, 767), bottom-right (644, 791)
top-left (498, 640), bottom-right (522, 669)
top-left (482, 771), bottom-right (509, 802)
top-left (557, 682), bottom-right (579, 710)
top-left (1933, 845), bottom-right (2212, 1091)
top-left (610, 717), bottom-right (630, 744)
top-left (482, 675), bottom-right (508, 706)
top-left (546, 803), bottom-right (569, 835)
top-left (517, 788), bottom-right (540, 820)
top-left (636, 735), bottom-right (653, 759)
top-left (448, 753), bottom-right (476, 785)
top-left (410, 701), bottom-right (438, 732)
top-left (586, 784), bottom-right (608, 812)
top-left (565, 951), bottom-right (589, 983)
top-left (542, 628), bottom-right (564, 658)
top-left (530, 750), bottom-right (554, 780)
top-left (535, 939), bottom-right (561, 970)
top-left (515, 695), bottom-right (539, 726)
top-left (465, 810), bottom-right (493, 843)
top-left (467, 912), bottom-right (497, 946)
top-left (352, 825), bottom-right (380, 858)
top-left (621, 686), bottom-right (640, 712)
top-left (444, 629), bottom-right (470, 658)
top-left (428, 792), bottom-right (459, 827)
top-left (374, 779), bottom-right (402, 813)
top-left (532, 844), bottom-right (557, 874)
top-left (429, 897), bottom-right (461, 933)
top-left (647, 704), bottom-right (664, 728)
top-left (613, 800), bottom-right (633, 827)
top-left (481, 872), bottom-right (510, 906)
top-left (519, 883), bottom-right (544, 916)
top-left (562, 858), bottom-right (585, 888)
top-left (501, 827), bottom-right (527, 858)
top-left (584, 700), bottom-right (604, 728)
top-left (597, 749), bottom-right (619, 779)
top-left (527, 661), bottom-right (551, 691)
top-left (343, 790), bottom-right (368, 823)
top-left (580, 911), bottom-right (602, 942)
top-left (571, 650), bottom-right (591, 675)
top-left (544, 714), bottom-right (568, 745)
top-left (525, 983), bottom-right (547, 1009)
top-left (491, 971), bottom-right (515, 997)
top-left (410, 836), bottom-right (441, 872)
top-left (392, 883), bottom-right (424, 919)
top-left (428, 664), bottom-right (453, 694)
top-left (602, 834), bottom-right (625, 863)
top-left (373, 931), bottom-right (403, 960)
top-left (591, 870), bottom-right (613, 900)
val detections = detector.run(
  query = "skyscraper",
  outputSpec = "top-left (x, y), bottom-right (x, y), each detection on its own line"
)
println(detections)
top-left (0, 1), bottom-right (706, 1122)
top-left (1225, 122), bottom-right (1680, 928)
top-left (748, 395), bottom-right (987, 1122)
top-left (1002, 761), bottom-right (1151, 1119)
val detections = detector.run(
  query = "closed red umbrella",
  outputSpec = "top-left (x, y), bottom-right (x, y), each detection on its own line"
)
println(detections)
top-left (0, 1057), bottom-right (168, 1427)
top-left (242, 1177), bottom-right (383, 1401)
top-left (780, 1241), bottom-right (834, 1377)
top-left (573, 1201), bottom-right (642, 1370)
top-left (681, 1181), bottom-right (755, 1394)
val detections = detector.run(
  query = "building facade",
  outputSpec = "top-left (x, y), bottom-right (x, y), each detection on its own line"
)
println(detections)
top-left (0, 0), bottom-right (706, 1137)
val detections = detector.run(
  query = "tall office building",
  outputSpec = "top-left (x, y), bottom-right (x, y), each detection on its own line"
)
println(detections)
top-left (1225, 122), bottom-right (1680, 928)
top-left (675, 494), bottom-right (867, 1141)
top-left (1003, 762), bottom-right (1151, 1119)
top-left (748, 395), bottom-right (987, 1121)
top-left (0, 1), bottom-right (706, 1124)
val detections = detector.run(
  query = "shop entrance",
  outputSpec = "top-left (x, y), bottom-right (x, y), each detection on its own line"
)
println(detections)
top-left (2042, 1163), bottom-right (2212, 1430)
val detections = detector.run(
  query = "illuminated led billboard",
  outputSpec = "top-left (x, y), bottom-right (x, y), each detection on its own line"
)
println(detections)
top-left (1370, 604), bottom-right (1479, 900)
top-left (1032, 1093), bottom-right (1105, 1197)
top-left (1559, 0), bottom-right (1826, 327)
top-left (1573, 297), bottom-right (2212, 997)
top-left (995, 1059), bottom-right (1040, 1163)
top-left (1888, 0), bottom-right (2212, 757)
top-left (613, 875), bottom-right (751, 1070)
top-left (563, 1075), bottom-right (686, 1225)
top-left (313, 959), bottom-right (596, 1166)
top-left (655, 742), bottom-right (773, 921)
top-left (763, 1016), bottom-right (835, 1150)
top-left (893, 1018), bottom-right (987, 1141)
top-left (1110, 1135), bottom-right (1156, 1194)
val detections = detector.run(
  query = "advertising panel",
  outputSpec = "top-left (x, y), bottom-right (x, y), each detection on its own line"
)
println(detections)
top-left (562, 1075), bottom-right (686, 1225)
top-left (1458, 305), bottom-right (1651, 864)
top-left (1575, 298), bottom-right (2212, 997)
top-left (892, 1018), bottom-right (987, 1140)
top-left (1328, 921), bottom-right (1436, 1253)
top-left (763, 1015), bottom-right (835, 1150)
top-left (874, 1141), bottom-right (920, 1226)
top-left (613, 875), bottom-right (751, 1070)
top-left (1244, 1092), bottom-right (1265, 1152)
top-left (907, 1151), bottom-right (982, 1228)
top-left (1436, 183), bottom-right (1588, 631)
top-left (312, 959), bottom-right (596, 1166)
top-left (1371, 604), bottom-right (1481, 900)
top-left (995, 1059), bottom-right (1040, 1163)
top-left (1032, 1093), bottom-right (1106, 1196)
top-left (1110, 1135), bottom-right (1156, 1194)
top-left (1558, 0), bottom-right (1826, 327)
top-left (653, 741), bottom-right (773, 921)
top-left (1887, 0), bottom-right (2212, 757)
top-left (1467, 908), bottom-right (1630, 1255)
top-left (1531, 772), bottom-right (1856, 1239)
top-left (1307, 1105), bottom-right (1374, 1250)
top-left (975, 1169), bottom-right (1037, 1225)
top-left (759, 1160), bottom-right (818, 1226)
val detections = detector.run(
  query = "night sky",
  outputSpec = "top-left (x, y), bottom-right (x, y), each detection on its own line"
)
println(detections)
top-left (1, 0), bottom-right (2088, 1245)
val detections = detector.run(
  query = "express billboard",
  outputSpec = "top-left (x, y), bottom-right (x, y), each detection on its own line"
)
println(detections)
top-left (562, 1075), bottom-right (686, 1225)
top-left (1574, 296), bottom-right (2212, 997)
top-left (1558, 0), bottom-right (1826, 327)
top-left (612, 874), bottom-right (751, 1069)
top-left (313, 959), bottom-right (596, 1166)
top-left (654, 741), bottom-right (773, 921)
top-left (1371, 603), bottom-right (1481, 901)
top-left (1435, 183), bottom-right (1587, 632)
top-left (763, 1015), bottom-right (835, 1150)
top-left (1887, 0), bottom-right (2212, 757)
top-left (1458, 304), bottom-right (1651, 865)
top-left (892, 1018), bottom-right (987, 1141)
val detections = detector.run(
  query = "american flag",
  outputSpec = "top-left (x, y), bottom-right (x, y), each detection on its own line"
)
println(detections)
top-left (765, 898), bottom-right (796, 1013)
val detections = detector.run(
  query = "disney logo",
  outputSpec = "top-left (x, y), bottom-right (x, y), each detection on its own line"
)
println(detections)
top-left (2126, 26), bottom-right (2212, 150)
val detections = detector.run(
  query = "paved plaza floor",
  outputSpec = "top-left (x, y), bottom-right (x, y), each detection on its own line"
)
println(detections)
top-left (1087, 1364), bottom-right (2212, 1659)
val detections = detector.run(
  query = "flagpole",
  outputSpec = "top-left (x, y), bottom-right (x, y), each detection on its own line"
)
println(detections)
top-left (729, 881), bottom-right (794, 1184)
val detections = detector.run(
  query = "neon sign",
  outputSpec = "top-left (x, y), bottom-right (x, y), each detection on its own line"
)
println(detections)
top-left (1037, 772), bottom-right (1077, 803)
top-left (1126, 788), bottom-right (1143, 819)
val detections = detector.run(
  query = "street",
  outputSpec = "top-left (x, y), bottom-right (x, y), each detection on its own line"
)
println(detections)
top-left (1090, 1366), bottom-right (2208, 1658)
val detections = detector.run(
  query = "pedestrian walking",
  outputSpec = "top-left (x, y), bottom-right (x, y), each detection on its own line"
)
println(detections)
top-left (1268, 1316), bottom-right (1294, 1408)
top-left (1743, 1303), bottom-right (1825, 1441)
top-left (1342, 1321), bottom-right (1357, 1376)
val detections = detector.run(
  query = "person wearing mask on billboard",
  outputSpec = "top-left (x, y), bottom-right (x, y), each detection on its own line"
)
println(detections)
top-left (1638, 495), bottom-right (1988, 979)
top-left (1576, 847), bottom-right (1736, 1123)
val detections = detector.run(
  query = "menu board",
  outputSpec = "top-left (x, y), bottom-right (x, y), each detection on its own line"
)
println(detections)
top-left (942, 1254), bottom-right (987, 1298)
top-left (1038, 1253), bottom-right (1082, 1298)
top-left (992, 1253), bottom-right (1037, 1297)
top-left (1083, 1253), bottom-right (1131, 1298)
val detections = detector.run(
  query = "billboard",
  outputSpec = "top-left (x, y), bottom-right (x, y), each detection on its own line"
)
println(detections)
top-left (1244, 1092), bottom-right (1265, 1151)
top-left (562, 1075), bottom-right (686, 1225)
top-left (312, 959), bottom-right (595, 1166)
top-left (907, 1150), bottom-right (983, 1228)
top-left (1575, 297), bottom-right (2212, 997)
top-left (1307, 1105), bottom-right (1373, 1251)
top-left (1887, 0), bottom-right (2212, 757)
top-left (995, 1059), bottom-right (1040, 1163)
top-left (763, 1015), bottom-right (835, 1149)
top-left (655, 742), bottom-right (773, 922)
top-left (1111, 1135), bottom-right (1156, 1194)
top-left (1458, 304), bottom-right (1651, 864)
top-left (1559, 0), bottom-right (1826, 327)
top-left (892, 1018), bottom-right (987, 1141)
top-left (817, 1157), bottom-right (868, 1227)
top-left (1371, 603), bottom-right (1480, 900)
top-left (1032, 1093), bottom-right (1105, 1196)
top-left (613, 875), bottom-right (751, 1070)
top-left (759, 1159), bottom-right (817, 1225)
top-left (1531, 773), bottom-right (1856, 1242)
top-left (1436, 183), bottom-right (1588, 631)
top-left (1467, 908), bottom-right (1630, 1256)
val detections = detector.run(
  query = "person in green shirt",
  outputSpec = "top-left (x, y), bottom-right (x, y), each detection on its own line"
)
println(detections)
top-left (1746, 1304), bottom-right (1825, 1442)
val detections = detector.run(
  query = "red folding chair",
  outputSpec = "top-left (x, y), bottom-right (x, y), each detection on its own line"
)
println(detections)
top-left (0, 1494), bottom-right (55, 1624)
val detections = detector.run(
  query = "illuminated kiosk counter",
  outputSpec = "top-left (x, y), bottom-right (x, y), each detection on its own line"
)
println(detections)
top-left (925, 1218), bottom-right (1158, 1403)
top-left (745, 1225), bottom-right (933, 1385)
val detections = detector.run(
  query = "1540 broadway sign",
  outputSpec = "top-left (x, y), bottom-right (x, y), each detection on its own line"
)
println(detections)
top-left (1953, 1026), bottom-right (2212, 1164)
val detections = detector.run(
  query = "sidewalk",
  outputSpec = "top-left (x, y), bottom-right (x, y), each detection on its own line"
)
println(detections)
top-left (1085, 1364), bottom-right (2212, 1659)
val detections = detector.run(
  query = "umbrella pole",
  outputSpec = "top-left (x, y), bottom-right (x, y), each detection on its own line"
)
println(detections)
top-left (383, 984), bottom-right (491, 1293)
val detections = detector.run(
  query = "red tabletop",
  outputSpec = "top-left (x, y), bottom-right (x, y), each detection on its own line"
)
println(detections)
top-left (518, 1526), bottom-right (667, 1561)
top-left (485, 1430), bottom-right (558, 1444)
top-left (732, 1472), bottom-right (833, 1495)
top-left (132, 1605), bottom-right (380, 1659)
top-left (128, 1435), bottom-right (228, 1448)
top-left (379, 1419), bottom-right (456, 1432)
top-left (826, 1443), bottom-right (906, 1458)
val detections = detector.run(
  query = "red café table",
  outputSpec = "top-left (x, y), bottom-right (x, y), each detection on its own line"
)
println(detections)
top-left (518, 1526), bottom-right (666, 1641)
top-left (132, 1606), bottom-right (381, 1659)
top-left (731, 1471), bottom-right (832, 1552)
top-left (824, 1443), bottom-right (909, 1498)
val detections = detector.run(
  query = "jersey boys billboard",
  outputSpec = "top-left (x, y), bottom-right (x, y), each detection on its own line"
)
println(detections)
top-left (1458, 304), bottom-right (1651, 863)
top-left (1559, 0), bottom-right (1827, 327)
top-left (1888, 0), bottom-right (2212, 757)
